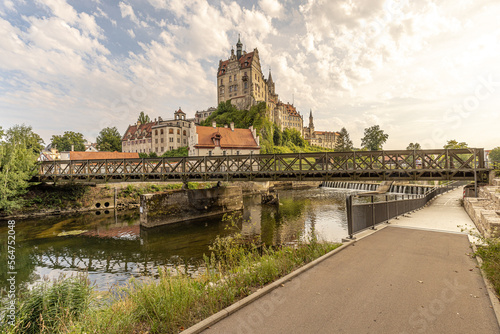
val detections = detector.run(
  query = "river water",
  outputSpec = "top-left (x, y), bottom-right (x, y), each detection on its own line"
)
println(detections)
top-left (0, 187), bottom-right (357, 292)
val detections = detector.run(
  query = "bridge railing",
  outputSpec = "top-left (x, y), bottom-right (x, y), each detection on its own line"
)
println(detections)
top-left (37, 149), bottom-right (486, 182)
top-left (345, 181), bottom-right (465, 238)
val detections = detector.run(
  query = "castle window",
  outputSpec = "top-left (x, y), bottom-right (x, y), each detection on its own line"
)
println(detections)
top-left (244, 82), bottom-right (248, 89)
top-left (177, 129), bottom-right (180, 134)
top-left (155, 130), bottom-right (158, 135)
top-left (161, 129), bottom-right (164, 135)
top-left (169, 128), bottom-right (173, 134)
top-left (234, 74), bottom-right (236, 81)
top-left (183, 130), bottom-right (186, 136)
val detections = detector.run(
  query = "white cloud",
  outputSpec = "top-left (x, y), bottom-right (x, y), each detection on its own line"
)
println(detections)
top-left (259, 0), bottom-right (284, 18)
top-left (119, 1), bottom-right (148, 28)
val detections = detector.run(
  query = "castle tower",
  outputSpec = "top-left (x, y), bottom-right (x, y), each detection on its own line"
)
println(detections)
top-left (309, 109), bottom-right (315, 136)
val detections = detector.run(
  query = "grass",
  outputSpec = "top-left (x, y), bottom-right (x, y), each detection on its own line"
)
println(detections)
top-left (2, 214), bottom-right (340, 334)
top-left (475, 237), bottom-right (500, 297)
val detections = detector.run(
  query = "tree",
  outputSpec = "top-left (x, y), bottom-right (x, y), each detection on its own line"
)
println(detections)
top-left (443, 140), bottom-right (468, 149)
top-left (361, 125), bottom-right (388, 151)
top-left (489, 147), bottom-right (500, 162)
top-left (51, 131), bottom-right (85, 151)
top-left (0, 125), bottom-right (41, 212)
top-left (138, 111), bottom-right (151, 124)
top-left (334, 127), bottom-right (353, 152)
top-left (96, 127), bottom-right (122, 152)
top-left (406, 142), bottom-right (422, 150)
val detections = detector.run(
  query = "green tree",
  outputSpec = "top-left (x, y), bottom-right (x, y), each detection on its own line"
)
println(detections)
top-left (334, 127), bottom-right (353, 152)
top-left (443, 140), bottom-right (468, 149)
top-left (138, 111), bottom-right (151, 124)
top-left (488, 147), bottom-right (500, 162)
top-left (361, 125), bottom-right (389, 151)
top-left (51, 131), bottom-right (85, 151)
top-left (406, 142), bottom-right (422, 150)
top-left (0, 125), bottom-right (41, 212)
top-left (96, 127), bottom-right (122, 152)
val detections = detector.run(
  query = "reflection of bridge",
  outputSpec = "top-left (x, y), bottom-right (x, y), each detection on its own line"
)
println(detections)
top-left (37, 149), bottom-right (490, 183)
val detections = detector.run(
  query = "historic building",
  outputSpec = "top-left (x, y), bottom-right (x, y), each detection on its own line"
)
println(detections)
top-left (122, 108), bottom-right (192, 155)
top-left (189, 122), bottom-right (260, 157)
top-left (194, 107), bottom-right (216, 124)
top-left (217, 38), bottom-right (305, 135)
top-left (303, 110), bottom-right (339, 149)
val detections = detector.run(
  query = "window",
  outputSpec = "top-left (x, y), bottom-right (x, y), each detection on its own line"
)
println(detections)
top-left (244, 82), bottom-right (248, 89)
top-left (155, 147), bottom-right (158, 152)
top-left (161, 138), bottom-right (164, 143)
top-left (155, 139), bottom-right (158, 144)
top-left (169, 137), bottom-right (173, 142)
top-left (234, 74), bottom-right (236, 81)
top-left (177, 129), bottom-right (180, 134)
top-left (236, 151), bottom-right (240, 155)
top-left (183, 139), bottom-right (186, 144)
top-left (208, 151), bottom-right (212, 156)
top-left (155, 130), bottom-right (158, 135)
top-left (161, 147), bottom-right (164, 152)
top-left (161, 129), bottom-right (164, 135)
top-left (220, 87), bottom-right (224, 94)
top-left (229, 76), bottom-right (232, 82)
top-left (183, 130), bottom-right (186, 136)
top-left (169, 129), bottom-right (173, 134)
top-left (220, 79), bottom-right (223, 85)
top-left (223, 151), bottom-right (226, 156)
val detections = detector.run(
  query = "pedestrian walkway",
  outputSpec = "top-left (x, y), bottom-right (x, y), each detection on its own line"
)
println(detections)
top-left (199, 188), bottom-right (500, 334)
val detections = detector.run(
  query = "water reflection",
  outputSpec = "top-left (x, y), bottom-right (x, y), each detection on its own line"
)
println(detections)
top-left (0, 187), bottom-right (353, 291)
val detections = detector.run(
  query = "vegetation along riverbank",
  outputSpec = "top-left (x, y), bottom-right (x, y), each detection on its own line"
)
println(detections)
top-left (1, 213), bottom-right (340, 334)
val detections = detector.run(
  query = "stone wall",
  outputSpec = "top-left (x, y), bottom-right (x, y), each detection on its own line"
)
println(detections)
top-left (464, 178), bottom-right (500, 237)
top-left (140, 186), bottom-right (243, 228)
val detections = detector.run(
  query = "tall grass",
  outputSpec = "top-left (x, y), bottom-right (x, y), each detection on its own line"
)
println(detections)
top-left (475, 237), bottom-right (500, 296)
top-left (1, 275), bottom-right (91, 334)
top-left (4, 214), bottom-right (340, 334)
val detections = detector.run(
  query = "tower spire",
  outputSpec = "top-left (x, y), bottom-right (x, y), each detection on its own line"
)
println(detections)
top-left (236, 34), bottom-right (243, 59)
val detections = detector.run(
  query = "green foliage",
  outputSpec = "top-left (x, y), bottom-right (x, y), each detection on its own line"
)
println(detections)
top-left (406, 142), bottom-right (422, 150)
top-left (0, 125), bottom-right (41, 212)
top-left (475, 237), bottom-right (500, 296)
top-left (96, 126), bottom-right (122, 152)
top-left (162, 146), bottom-right (188, 157)
top-left (443, 140), bottom-right (468, 149)
top-left (51, 131), bottom-right (85, 151)
top-left (334, 127), bottom-right (353, 152)
top-left (361, 125), bottom-right (389, 151)
top-left (488, 147), bottom-right (500, 162)
top-left (137, 111), bottom-right (151, 124)
top-left (2, 275), bottom-right (92, 334)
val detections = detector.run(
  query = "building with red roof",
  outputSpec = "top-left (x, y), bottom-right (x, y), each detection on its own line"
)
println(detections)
top-left (189, 122), bottom-right (260, 157)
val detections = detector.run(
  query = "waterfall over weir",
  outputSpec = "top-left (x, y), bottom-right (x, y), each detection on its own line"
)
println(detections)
top-left (320, 182), bottom-right (431, 195)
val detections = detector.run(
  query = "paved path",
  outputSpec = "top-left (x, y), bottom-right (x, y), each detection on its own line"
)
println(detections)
top-left (201, 188), bottom-right (500, 334)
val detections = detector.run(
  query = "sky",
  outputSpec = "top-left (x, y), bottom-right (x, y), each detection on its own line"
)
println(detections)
top-left (0, 0), bottom-right (499, 150)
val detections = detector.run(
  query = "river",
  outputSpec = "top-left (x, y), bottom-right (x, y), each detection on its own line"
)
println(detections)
top-left (0, 187), bottom-right (357, 292)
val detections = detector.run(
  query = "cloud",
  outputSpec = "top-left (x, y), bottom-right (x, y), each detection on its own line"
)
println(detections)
top-left (119, 1), bottom-right (148, 27)
top-left (259, 0), bottom-right (284, 18)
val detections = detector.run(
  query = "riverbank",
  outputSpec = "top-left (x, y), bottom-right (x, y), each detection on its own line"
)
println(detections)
top-left (1, 230), bottom-right (340, 334)
top-left (1, 181), bottom-right (321, 220)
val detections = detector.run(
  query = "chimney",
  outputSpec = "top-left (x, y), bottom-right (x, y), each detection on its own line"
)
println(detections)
top-left (224, 124), bottom-right (228, 128)
top-left (230, 122), bottom-right (234, 131)
top-left (71, 144), bottom-right (74, 151)
top-left (212, 121), bottom-right (217, 128)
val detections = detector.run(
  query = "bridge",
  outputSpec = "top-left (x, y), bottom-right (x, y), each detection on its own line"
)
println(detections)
top-left (36, 148), bottom-right (490, 183)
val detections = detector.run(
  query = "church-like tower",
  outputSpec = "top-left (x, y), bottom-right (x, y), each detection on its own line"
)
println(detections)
top-left (309, 109), bottom-right (315, 137)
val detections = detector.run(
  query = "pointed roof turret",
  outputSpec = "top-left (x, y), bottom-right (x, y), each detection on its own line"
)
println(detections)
top-left (268, 68), bottom-right (273, 83)
top-left (236, 34), bottom-right (243, 59)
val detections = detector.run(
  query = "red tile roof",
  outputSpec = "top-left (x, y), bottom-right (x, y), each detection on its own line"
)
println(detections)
top-left (69, 151), bottom-right (139, 160)
top-left (194, 126), bottom-right (260, 149)
top-left (217, 52), bottom-right (255, 76)
top-left (122, 121), bottom-right (156, 141)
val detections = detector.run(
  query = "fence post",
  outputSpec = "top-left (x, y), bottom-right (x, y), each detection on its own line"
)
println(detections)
top-left (386, 195), bottom-right (390, 223)
top-left (346, 195), bottom-right (354, 238)
top-left (371, 195), bottom-right (376, 229)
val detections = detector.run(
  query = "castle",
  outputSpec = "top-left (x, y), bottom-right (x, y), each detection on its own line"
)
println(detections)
top-left (217, 37), bottom-right (338, 148)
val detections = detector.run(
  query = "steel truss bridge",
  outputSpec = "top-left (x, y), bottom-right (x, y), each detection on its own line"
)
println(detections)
top-left (36, 149), bottom-right (490, 183)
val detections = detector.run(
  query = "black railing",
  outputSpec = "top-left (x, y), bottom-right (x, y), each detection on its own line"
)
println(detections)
top-left (346, 182), bottom-right (464, 238)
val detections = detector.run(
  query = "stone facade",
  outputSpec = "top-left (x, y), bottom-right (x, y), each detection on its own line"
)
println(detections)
top-left (194, 107), bottom-right (216, 124)
top-left (217, 38), bottom-right (304, 135)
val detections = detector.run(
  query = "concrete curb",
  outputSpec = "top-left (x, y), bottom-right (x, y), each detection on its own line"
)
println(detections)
top-left (183, 227), bottom-right (385, 334)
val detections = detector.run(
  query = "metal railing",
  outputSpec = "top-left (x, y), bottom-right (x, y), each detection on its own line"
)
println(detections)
top-left (345, 182), bottom-right (464, 238)
top-left (36, 149), bottom-right (488, 183)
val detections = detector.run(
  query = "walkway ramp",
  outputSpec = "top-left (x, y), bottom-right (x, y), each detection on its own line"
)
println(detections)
top-left (201, 189), bottom-right (500, 334)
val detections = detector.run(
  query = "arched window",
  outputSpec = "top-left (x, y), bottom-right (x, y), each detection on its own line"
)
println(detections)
top-left (177, 129), bottom-right (180, 135)
top-left (183, 130), bottom-right (186, 136)
top-left (169, 128), bottom-right (173, 134)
